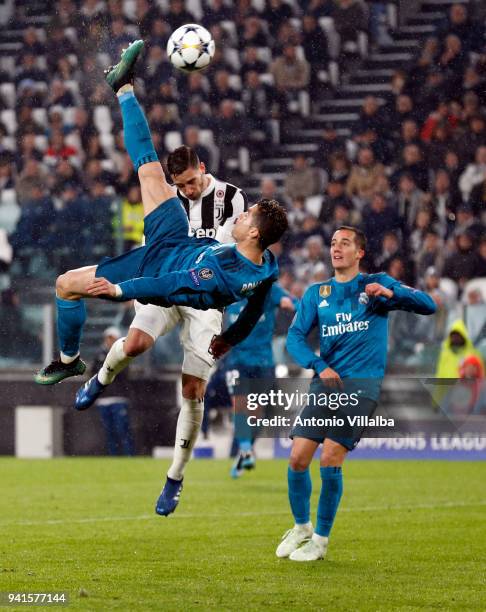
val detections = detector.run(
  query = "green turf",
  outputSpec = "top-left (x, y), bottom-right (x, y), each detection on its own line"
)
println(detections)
top-left (0, 459), bottom-right (485, 611)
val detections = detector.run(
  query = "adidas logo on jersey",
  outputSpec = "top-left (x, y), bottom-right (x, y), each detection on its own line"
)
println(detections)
top-left (319, 299), bottom-right (329, 307)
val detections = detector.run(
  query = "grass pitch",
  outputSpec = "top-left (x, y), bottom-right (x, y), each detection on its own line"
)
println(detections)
top-left (0, 458), bottom-right (485, 611)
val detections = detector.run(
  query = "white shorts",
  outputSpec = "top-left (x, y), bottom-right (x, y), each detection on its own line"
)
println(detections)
top-left (131, 301), bottom-right (223, 381)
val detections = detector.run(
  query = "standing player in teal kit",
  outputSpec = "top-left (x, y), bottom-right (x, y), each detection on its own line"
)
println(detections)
top-left (276, 226), bottom-right (436, 561)
top-left (221, 284), bottom-right (296, 478)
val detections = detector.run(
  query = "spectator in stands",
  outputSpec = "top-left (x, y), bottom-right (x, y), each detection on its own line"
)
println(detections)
top-left (45, 25), bottom-right (77, 74)
top-left (15, 159), bottom-right (48, 205)
top-left (239, 16), bottom-right (267, 50)
top-left (395, 173), bottom-right (426, 230)
top-left (0, 156), bottom-right (14, 191)
top-left (458, 116), bottom-right (486, 165)
top-left (21, 27), bottom-right (45, 59)
top-left (183, 126), bottom-right (212, 168)
top-left (43, 130), bottom-right (78, 168)
top-left (240, 46), bottom-right (268, 79)
top-left (473, 237), bottom-right (486, 278)
top-left (362, 192), bottom-right (401, 254)
top-left (15, 54), bottom-right (47, 88)
top-left (442, 231), bottom-right (478, 288)
top-left (301, 14), bottom-right (329, 94)
top-left (468, 174), bottom-right (486, 218)
top-left (438, 3), bottom-right (484, 53)
top-left (328, 151), bottom-right (350, 184)
top-left (47, 80), bottom-right (76, 109)
top-left (386, 95), bottom-right (417, 139)
top-left (51, 159), bottom-right (82, 193)
top-left (210, 70), bottom-right (241, 108)
top-left (333, 0), bottom-right (367, 47)
top-left (121, 185), bottom-right (144, 250)
top-left (103, 17), bottom-right (134, 62)
top-left (429, 169), bottom-right (460, 236)
top-left (316, 123), bottom-right (346, 171)
top-left (16, 106), bottom-right (44, 139)
top-left (135, 0), bottom-right (162, 38)
top-left (270, 44), bottom-right (311, 114)
top-left (318, 179), bottom-right (352, 223)
top-left (437, 35), bottom-right (467, 85)
top-left (435, 319), bottom-right (484, 393)
top-left (346, 146), bottom-right (385, 205)
top-left (355, 96), bottom-right (383, 137)
top-left (293, 235), bottom-right (330, 283)
top-left (454, 204), bottom-right (484, 242)
top-left (149, 17), bottom-right (170, 49)
top-left (284, 154), bottom-right (322, 201)
top-left (213, 99), bottom-right (246, 169)
top-left (459, 145), bottom-right (486, 202)
top-left (393, 144), bottom-right (429, 192)
top-left (373, 231), bottom-right (403, 273)
top-left (148, 102), bottom-right (179, 134)
top-left (180, 97), bottom-right (214, 132)
top-left (143, 45), bottom-right (173, 94)
top-left (260, 177), bottom-right (278, 201)
top-left (203, 0), bottom-right (233, 29)
top-left (461, 67), bottom-right (486, 106)
top-left (10, 182), bottom-right (55, 258)
top-left (415, 231), bottom-right (444, 280)
top-left (166, 0), bottom-right (196, 29)
top-left (263, 0), bottom-right (294, 30)
top-left (409, 207), bottom-right (437, 255)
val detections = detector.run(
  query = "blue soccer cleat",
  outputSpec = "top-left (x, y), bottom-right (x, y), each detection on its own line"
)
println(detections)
top-left (74, 374), bottom-right (107, 411)
top-left (155, 477), bottom-right (183, 516)
top-left (230, 450), bottom-right (255, 479)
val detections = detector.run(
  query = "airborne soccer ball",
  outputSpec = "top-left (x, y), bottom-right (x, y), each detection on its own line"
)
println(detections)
top-left (167, 24), bottom-right (215, 73)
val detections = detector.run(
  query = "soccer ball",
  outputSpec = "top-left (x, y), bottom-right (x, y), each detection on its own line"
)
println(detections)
top-left (167, 24), bottom-right (215, 73)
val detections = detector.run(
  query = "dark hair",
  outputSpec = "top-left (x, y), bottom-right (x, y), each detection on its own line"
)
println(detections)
top-left (335, 226), bottom-right (367, 251)
top-left (166, 145), bottom-right (199, 176)
top-left (253, 199), bottom-right (288, 249)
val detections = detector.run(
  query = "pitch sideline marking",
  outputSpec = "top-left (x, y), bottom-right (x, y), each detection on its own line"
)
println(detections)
top-left (2, 500), bottom-right (486, 528)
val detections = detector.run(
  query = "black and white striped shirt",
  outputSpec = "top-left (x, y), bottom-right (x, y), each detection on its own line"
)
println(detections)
top-left (177, 174), bottom-right (248, 243)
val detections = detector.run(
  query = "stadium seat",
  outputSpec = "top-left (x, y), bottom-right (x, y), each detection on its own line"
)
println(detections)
top-left (259, 73), bottom-right (275, 86)
top-left (228, 74), bottom-right (242, 91)
top-left (64, 28), bottom-right (78, 43)
top-left (34, 135), bottom-right (48, 152)
top-left (220, 21), bottom-right (238, 47)
top-left (0, 110), bottom-right (16, 135)
top-left (1, 136), bottom-right (15, 151)
top-left (0, 83), bottom-right (15, 109)
top-left (319, 18), bottom-right (340, 59)
top-left (462, 278), bottom-right (486, 304)
top-left (123, 0), bottom-right (137, 20)
top-left (440, 278), bottom-right (459, 304)
top-left (0, 192), bottom-right (21, 234)
top-left (165, 131), bottom-right (182, 151)
top-left (99, 132), bottom-right (115, 153)
top-left (225, 48), bottom-right (240, 72)
top-left (0, 56), bottom-right (15, 78)
top-left (94, 106), bottom-right (113, 134)
top-left (32, 108), bottom-right (47, 127)
top-left (256, 47), bottom-right (272, 65)
top-left (186, 0), bottom-right (203, 20)
top-left (63, 107), bottom-right (77, 125)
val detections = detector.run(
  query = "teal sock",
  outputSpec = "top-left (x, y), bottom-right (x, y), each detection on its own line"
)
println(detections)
top-left (238, 439), bottom-right (252, 452)
top-left (119, 92), bottom-right (159, 170)
top-left (316, 466), bottom-right (343, 537)
top-left (288, 467), bottom-right (312, 525)
top-left (55, 297), bottom-right (87, 357)
top-left (234, 413), bottom-right (253, 446)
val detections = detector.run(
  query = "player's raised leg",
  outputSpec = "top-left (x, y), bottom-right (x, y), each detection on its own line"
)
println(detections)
top-left (276, 437), bottom-right (317, 558)
top-left (105, 40), bottom-right (175, 217)
top-left (34, 266), bottom-right (99, 384)
top-left (288, 439), bottom-right (345, 562)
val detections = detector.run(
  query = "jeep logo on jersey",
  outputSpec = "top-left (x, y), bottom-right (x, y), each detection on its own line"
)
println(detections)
top-left (199, 268), bottom-right (214, 280)
top-left (320, 285), bottom-right (332, 298)
top-left (194, 228), bottom-right (216, 238)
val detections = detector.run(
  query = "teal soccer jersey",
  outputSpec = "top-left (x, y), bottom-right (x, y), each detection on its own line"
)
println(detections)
top-left (225, 284), bottom-right (290, 368)
top-left (287, 272), bottom-right (436, 399)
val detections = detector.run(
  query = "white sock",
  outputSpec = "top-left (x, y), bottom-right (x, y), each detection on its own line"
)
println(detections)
top-left (116, 83), bottom-right (134, 97)
top-left (97, 338), bottom-right (133, 385)
top-left (167, 397), bottom-right (204, 481)
top-left (312, 533), bottom-right (328, 546)
top-left (60, 351), bottom-right (79, 364)
top-left (296, 521), bottom-right (313, 532)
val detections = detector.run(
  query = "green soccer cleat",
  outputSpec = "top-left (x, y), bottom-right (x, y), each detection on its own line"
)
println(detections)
top-left (104, 39), bottom-right (145, 92)
top-left (34, 356), bottom-right (87, 385)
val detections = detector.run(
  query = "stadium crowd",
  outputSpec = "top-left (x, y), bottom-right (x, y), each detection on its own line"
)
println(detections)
top-left (0, 0), bottom-right (486, 366)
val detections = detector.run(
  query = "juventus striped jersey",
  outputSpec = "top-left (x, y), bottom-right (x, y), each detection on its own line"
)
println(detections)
top-left (177, 174), bottom-right (248, 243)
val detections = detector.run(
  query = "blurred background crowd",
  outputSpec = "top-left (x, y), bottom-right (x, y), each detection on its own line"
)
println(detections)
top-left (0, 0), bottom-right (486, 374)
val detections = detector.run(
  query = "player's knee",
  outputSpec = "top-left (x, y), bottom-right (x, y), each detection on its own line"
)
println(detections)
top-left (182, 378), bottom-right (205, 401)
top-left (320, 445), bottom-right (347, 467)
top-left (56, 271), bottom-right (73, 298)
top-left (124, 334), bottom-right (152, 357)
top-left (289, 452), bottom-right (311, 472)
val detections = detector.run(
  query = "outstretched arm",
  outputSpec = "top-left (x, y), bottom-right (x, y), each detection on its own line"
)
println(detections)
top-left (87, 267), bottom-right (221, 309)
